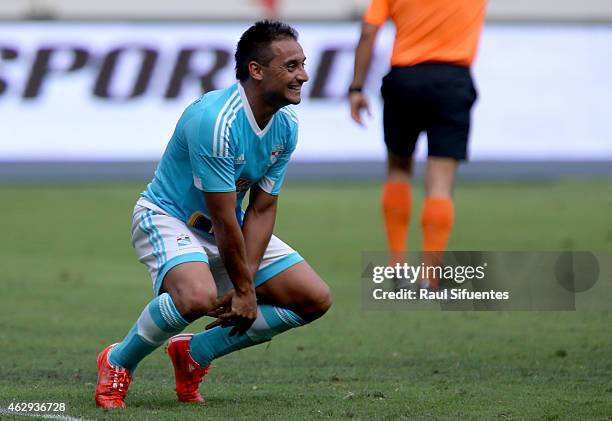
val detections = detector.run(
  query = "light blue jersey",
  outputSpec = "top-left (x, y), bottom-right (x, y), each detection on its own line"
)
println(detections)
top-left (142, 83), bottom-right (298, 230)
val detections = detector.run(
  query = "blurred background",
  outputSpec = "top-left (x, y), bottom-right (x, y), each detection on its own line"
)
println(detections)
top-left (1, 0), bottom-right (611, 181)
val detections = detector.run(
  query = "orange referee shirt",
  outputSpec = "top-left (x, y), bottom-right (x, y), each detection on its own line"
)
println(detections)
top-left (364, 0), bottom-right (486, 67)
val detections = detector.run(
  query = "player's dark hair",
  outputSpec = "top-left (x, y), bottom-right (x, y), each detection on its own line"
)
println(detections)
top-left (235, 20), bottom-right (298, 81)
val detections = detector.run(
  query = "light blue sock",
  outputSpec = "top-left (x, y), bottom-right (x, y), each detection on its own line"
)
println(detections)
top-left (189, 304), bottom-right (306, 367)
top-left (109, 293), bottom-right (189, 372)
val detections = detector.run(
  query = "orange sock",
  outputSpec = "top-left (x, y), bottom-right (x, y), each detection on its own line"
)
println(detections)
top-left (382, 181), bottom-right (411, 262)
top-left (421, 198), bottom-right (454, 288)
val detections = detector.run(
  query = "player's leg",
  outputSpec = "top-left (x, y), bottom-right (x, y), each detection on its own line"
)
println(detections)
top-left (108, 205), bottom-right (216, 372)
top-left (161, 262), bottom-right (218, 321)
top-left (96, 204), bottom-right (214, 408)
top-left (254, 260), bottom-right (331, 322)
top-left (161, 262), bottom-right (218, 403)
top-left (107, 262), bottom-right (216, 373)
top-left (188, 240), bottom-right (331, 369)
top-left (381, 67), bottom-right (423, 264)
top-left (421, 64), bottom-right (477, 287)
top-left (102, 262), bottom-right (217, 406)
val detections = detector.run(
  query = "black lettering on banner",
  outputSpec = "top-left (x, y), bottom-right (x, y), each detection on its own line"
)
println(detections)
top-left (0, 47), bottom-right (18, 96)
top-left (310, 48), bottom-right (337, 99)
top-left (23, 46), bottom-right (89, 99)
top-left (94, 46), bottom-right (158, 99)
top-left (165, 47), bottom-right (230, 98)
top-left (310, 47), bottom-right (352, 99)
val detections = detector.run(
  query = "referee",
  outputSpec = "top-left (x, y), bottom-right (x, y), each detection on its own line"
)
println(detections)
top-left (349, 0), bottom-right (486, 288)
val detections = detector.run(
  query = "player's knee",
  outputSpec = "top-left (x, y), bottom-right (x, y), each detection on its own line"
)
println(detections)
top-left (172, 287), bottom-right (216, 321)
top-left (315, 285), bottom-right (333, 318)
top-left (301, 282), bottom-right (332, 322)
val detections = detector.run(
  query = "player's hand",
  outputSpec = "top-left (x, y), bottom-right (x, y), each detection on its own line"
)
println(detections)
top-left (205, 288), bottom-right (257, 336)
top-left (205, 290), bottom-right (234, 318)
top-left (349, 91), bottom-right (371, 126)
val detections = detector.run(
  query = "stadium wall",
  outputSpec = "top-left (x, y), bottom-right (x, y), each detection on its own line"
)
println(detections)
top-left (1, 23), bottom-right (611, 161)
top-left (2, 0), bottom-right (612, 22)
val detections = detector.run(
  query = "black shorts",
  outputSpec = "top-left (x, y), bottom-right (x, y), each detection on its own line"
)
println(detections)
top-left (381, 63), bottom-right (478, 161)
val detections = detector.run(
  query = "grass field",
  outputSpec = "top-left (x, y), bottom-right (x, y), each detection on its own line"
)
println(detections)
top-left (1, 180), bottom-right (612, 420)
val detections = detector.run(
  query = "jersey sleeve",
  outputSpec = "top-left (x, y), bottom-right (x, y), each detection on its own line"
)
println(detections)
top-left (184, 111), bottom-right (236, 193)
top-left (363, 0), bottom-right (389, 26)
top-left (258, 120), bottom-right (298, 196)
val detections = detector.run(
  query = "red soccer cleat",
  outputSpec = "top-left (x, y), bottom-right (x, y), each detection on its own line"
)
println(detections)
top-left (166, 334), bottom-right (210, 403)
top-left (95, 344), bottom-right (132, 409)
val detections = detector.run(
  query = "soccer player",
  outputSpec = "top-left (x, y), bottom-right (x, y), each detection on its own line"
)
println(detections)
top-left (95, 20), bottom-right (332, 409)
top-left (349, 0), bottom-right (486, 288)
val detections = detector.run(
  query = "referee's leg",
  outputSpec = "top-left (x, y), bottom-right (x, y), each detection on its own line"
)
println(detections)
top-left (424, 157), bottom-right (458, 199)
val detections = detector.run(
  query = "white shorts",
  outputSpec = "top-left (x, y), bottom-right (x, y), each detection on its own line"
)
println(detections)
top-left (132, 198), bottom-right (304, 296)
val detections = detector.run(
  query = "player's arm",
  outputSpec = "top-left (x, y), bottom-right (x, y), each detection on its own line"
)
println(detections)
top-left (185, 109), bottom-right (256, 335)
top-left (349, 22), bottom-right (380, 125)
top-left (242, 184), bottom-right (278, 278)
top-left (203, 191), bottom-right (257, 334)
top-left (240, 127), bottom-right (296, 276)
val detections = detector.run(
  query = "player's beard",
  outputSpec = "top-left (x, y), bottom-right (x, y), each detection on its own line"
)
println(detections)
top-left (285, 84), bottom-right (303, 104)
top-left (263, 87), bottom-right (299, 108)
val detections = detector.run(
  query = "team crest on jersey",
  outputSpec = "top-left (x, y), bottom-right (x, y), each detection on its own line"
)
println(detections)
top-left (270, 145), bottom-right (283, 164)
top-left (177, 234), bottom-right (192, 247)
top-left (235, 178), bottom-right (252, 192)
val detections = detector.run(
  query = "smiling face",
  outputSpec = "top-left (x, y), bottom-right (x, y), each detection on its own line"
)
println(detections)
top-left (257, 38), bottom-right (309, 107)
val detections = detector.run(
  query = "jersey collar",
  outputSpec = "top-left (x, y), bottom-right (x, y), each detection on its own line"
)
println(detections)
top-left (237, 82), bottom-right (275, 139)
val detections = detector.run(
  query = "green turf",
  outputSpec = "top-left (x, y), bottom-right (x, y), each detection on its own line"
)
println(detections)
top-left (1, 180), bottom-right (612, 420)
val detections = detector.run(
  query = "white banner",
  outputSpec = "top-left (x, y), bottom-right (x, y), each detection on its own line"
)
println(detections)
top-left (0, 22), bottom-right (611, 161)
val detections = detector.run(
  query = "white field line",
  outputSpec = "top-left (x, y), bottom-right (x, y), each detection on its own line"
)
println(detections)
top-left (0, 408), bottom-right (94, 421)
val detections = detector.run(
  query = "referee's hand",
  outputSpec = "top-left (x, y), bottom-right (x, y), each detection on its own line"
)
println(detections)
top-left (349, 92), bottom-right (371, 126)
